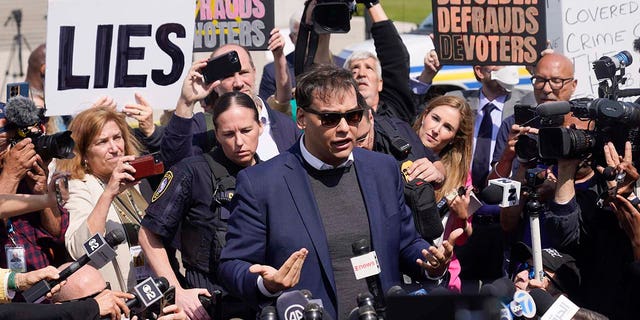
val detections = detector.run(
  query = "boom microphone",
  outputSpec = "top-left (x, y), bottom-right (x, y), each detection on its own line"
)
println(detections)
top-left (535, 101), bottom-right (572, 117)
top-left (5, 96), bottom-right (42, 127)
top-left (23, 230), bottom-right (125, 303)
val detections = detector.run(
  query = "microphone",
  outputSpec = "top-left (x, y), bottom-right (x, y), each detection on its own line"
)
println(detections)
top-left (260, 306), bottom-right (277, 320)
top-left (510, 290), bottom-right (536, 319)
top-left (540, 294), bottom-right (580, 320)
top-left (277, 290), bottom-right (309, 320)
top-left (357, 305), bottom-right (377, 320)
top-left (304, 302), bottom-right (324, 320)
top-left (528, 288), bottom-right (555, 317)
top-left (485, 178), bottom-right (521, 208)
top-left (351, 239), bottom-right (385, 316)
top-left (126, 277), bottom-right (170, 310)
top-left (535, 101), bottom-right (572, 117)
top-left (385, 285), bottom-right (405, 297)
top-left (347, 292), bottom-right (376, 320)
top-left (23, 230), bottom-right (125, 303)
top-left (5, 96), bottom-right (42, 127)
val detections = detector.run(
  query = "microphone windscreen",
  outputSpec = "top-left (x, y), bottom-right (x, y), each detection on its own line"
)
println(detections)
top-left (491, 277), bottom-right (516, 299)
top-left (478, 184), bottom-right (503, 205)
top-left (6, 96), bottom-right (41, 126)
top-left (260, 306), bottom-right (277, 320)
top-left (351, 239), bottom-right (369, 255)
top-left (535, 101), bottom-right (572, 117)
top-left (276, 290), bottom-right (309, 320)
top-left (155, 277), bottom-right (170, 292)
top-left (529, 288), bottom-right (555, 316)
top-left (105, 229), bottom-right (126, 247)
top-left (386, 285), bottom-right (405, 297)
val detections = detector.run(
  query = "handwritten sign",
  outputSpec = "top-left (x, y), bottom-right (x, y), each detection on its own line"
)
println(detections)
top-left (546, 0), bottom-right (640, 99)
top-left (432, 0), bottom-right (546, 65)
top-left (193, 0), bottom-right (274, 52)
top-left (45, 0), bottom-right (194, 116)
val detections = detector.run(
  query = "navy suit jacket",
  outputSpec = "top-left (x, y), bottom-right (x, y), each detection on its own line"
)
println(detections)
top-left (219, 143), bottom-right (431, 319)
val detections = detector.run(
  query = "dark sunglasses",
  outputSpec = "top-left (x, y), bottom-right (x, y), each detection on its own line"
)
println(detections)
top-left (303, 107), bottom-right (365, 128)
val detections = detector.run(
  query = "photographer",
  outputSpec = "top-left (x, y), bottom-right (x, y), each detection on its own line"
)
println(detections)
top-left (0, 100), bottom-right (69, 275)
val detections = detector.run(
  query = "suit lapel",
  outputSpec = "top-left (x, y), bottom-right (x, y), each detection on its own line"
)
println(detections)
top-left (352, 149), bottom-right (385, 257)
top-left (283, 147), bottom-right (336, 294)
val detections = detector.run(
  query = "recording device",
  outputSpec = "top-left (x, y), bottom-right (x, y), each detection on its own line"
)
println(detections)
top-left (6, 82), bottom-right (29, 99)
top-left (276, 290), bottom-right (309, 320)
top-left (304, 302), bottom-right (324, 320)
top-left (481, 278), bottom-right (536, 319)
top-left (158, 286), bottom-right (176, 316)
top-left (312, 1), bottom-right (357, 34)
top-left (5, 96), bottom-right (75, 161)
top-left (593, 51), bottom-right (633, 82)
top-left (514, 104), bottom-right (538, 127)
top-left (351, 239), bottom-right (385, 316)
top-left (23, 230), bottom-right (125, 303)
top-left (127, 277), bottom-right (169, 310)
top-left (402, 161), bottom-right (443, 242)
top-left (436, 186), bottom-right (484, 218)
top-left (347, 292), bottom-right (377, 320)
top-left (201, 50), bottom-right (241, 84)
top-left (129, 153), bottom-right (165, 181)
top-left (198, 289), bottom-right (222, 319)
top-left (260, 306), bottom-right (278, 320)
top-left (54, 174), bottom-right (70, 207)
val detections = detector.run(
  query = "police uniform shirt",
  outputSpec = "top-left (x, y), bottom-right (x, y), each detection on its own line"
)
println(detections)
top-left (141, 147), bottom-right (245, 259)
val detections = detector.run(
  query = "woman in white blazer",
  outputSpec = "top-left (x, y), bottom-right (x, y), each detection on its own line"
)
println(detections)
top-left (57, 106), bottom-right (149, 292)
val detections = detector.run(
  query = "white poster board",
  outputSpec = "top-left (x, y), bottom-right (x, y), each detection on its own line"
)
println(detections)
top-left (45, 0), bottom-right (195, 116)
top-left (546, 0), bottom-right (640, 99)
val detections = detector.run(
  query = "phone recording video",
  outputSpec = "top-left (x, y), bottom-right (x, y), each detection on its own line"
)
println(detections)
top-left (201, 50), bottom-right (241, 84)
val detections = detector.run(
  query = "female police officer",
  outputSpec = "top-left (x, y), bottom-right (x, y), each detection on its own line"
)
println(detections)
top-left (138, 91), bottom-right (262, 320)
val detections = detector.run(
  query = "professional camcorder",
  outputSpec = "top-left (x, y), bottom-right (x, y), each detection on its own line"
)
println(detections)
top-left (519, 51), bottom-right (640, 168)
top-left (5, 96), bottom-right (75, 161)
top-left (312, 1), bottom-right (356, 34)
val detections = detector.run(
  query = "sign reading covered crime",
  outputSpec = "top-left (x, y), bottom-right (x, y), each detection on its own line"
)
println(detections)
top-left (45, 0), bottom-right (194, 116)
top-left (193, 0), bottom-right (274, 52)
top-left (546, 0), bottom-right (640, 99)
top-left (432, 0), bottom-right (547, 65)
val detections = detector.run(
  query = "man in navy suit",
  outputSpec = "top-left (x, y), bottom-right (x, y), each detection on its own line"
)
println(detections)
top-left (219, 65), bottom-right (462, 319)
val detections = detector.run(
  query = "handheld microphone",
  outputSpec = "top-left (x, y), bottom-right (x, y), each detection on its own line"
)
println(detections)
top-left (304, 302), bottom-right (323, 320)
top-left (351, 239), bottom-right (385, 315)
top-left (510, 290), bottom-right (536, 319)
top-left (528, 288), bottom-right (555, 317)
top-left (357, 305), bottom-right (377, 320)
top-left (277, 290), bottom-right (309, 320)
top-left (540, 294), bottom-right (579, 320)
top-left (23, 230), bottom-right (125, 303)
top-left (485, 178), bottom-right (521, 207)
top-left (126, 277), bottom-right (169, 310)
top-left (260, 306), bottom-right (278, 320)
top-left (535, 101), bottom-right (572, 117)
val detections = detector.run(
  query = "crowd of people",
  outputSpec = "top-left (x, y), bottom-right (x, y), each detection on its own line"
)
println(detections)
top-left (1, 0), bottom-right (640, 319)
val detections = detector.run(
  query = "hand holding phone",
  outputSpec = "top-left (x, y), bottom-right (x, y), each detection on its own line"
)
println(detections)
top-left (201, 51), bottom-right (241, 84)
top-left (129, 153), bottom-right (165, 181)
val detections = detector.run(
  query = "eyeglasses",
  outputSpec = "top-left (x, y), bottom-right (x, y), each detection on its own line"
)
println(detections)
top-left (531, 76), bottom-right (574, 90)
top-left (303, 107), bottom-right (365, 128)
top-left (515, 262), bottom-right (536, 280)
top-left (59, 282), bottom-right (111, 303)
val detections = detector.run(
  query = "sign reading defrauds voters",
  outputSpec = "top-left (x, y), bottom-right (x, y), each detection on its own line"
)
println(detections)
top-left (193, 0), bottom-right (274, 52)
top-left (432, 0), bottom-right (547, 65)
top-left (45, 0), bottom-right (194, 116)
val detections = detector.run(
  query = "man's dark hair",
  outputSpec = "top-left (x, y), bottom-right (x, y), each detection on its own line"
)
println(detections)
top-left (295, 65), bottom-right (359, 110)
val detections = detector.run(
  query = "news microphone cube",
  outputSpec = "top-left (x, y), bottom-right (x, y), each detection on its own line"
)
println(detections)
top-left (83, 233), bottom-right (117, 269)
top-left (134, 277), bottom-right (164, 307)
top-left (488, 178), bottom-right (521, 207)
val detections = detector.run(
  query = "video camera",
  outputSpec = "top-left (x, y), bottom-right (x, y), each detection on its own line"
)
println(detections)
top-left (312, 1), bottom-right (356, 34)
top-left (5, 96), bottom-right (75, 161)
top-left (515, 51), bottom-right (640, 168)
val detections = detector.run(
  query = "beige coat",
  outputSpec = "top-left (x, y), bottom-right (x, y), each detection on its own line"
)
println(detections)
top-left (64, 174), bottom-right (137, 292)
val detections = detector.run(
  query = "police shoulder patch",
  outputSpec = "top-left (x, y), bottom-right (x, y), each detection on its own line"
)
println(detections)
top-left (151, 171), bottom-right (173, 202)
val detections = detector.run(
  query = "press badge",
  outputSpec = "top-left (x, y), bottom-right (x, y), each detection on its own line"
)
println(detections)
top-left (5, 245), bottom-right (26, 273)
top-left (130, 245), bottom-right (152, 281)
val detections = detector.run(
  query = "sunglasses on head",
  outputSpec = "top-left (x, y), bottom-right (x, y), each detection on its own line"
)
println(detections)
top-left (303, 107), bottom-right (365, 128)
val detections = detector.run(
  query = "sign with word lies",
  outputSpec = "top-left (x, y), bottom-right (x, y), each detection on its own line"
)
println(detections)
top-left (432, 0), bottom-right (547, 65)
top-left (546, 0), bottom-right (640, 99)
top-left (193, 0), bottom-right (274, 52)
top-left (45, 0), bottom-right (194, 116)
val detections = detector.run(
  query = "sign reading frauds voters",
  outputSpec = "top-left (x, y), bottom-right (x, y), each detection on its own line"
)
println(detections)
top-left (45, 0), bottom-right (194, 116)
top-left (193, 0), bottom-right (274, 52)
top-left (432, 0), bottom-right (547, 65)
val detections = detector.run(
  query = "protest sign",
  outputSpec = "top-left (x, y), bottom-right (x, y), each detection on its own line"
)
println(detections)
top-left (546, 0), bottom-right (640, 99)
top-left (45, 0), bottom-right (194, 116)
top-left (432, 0), bottom-right (546, 65)
top-left (193, 0), bottom-right (274, 52)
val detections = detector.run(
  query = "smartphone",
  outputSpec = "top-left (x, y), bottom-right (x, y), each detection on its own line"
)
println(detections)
top-left (201, 50), bottom-right (241, 84)
top-left (158, 286), bottom-right (176, 316)
top-left (514, 104), bottom-right (536, 126)
top-left (129, 153), bottom-right (165, 181)
top-left (6, 82), bottom-right (29, 100)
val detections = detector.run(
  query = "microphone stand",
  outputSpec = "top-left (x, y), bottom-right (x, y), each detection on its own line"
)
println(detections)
top-left (525, 190), bottom-right (545, 281)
